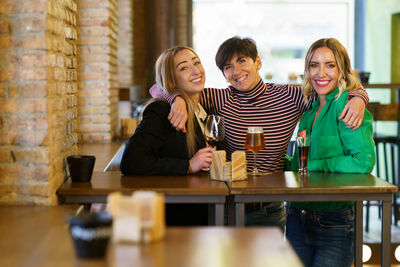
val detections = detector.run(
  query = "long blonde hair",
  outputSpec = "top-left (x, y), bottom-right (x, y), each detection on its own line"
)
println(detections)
top-left (154, 46), bottom-right (201, 157)
top-left (303, 38), bottom-right (361, 103)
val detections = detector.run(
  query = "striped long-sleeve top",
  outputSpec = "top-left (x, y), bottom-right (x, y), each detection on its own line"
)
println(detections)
top-left (151, 78), bottom-right (368, 173)
top-left (201, 79), bottom-right (309, 173)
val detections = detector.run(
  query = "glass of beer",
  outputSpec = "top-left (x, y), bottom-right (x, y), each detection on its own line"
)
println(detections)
top-left (244, 127), bottom-right (265, 175)
top-left (204, 115), bottom-right (224, 148)
top-left (296, 136), bottom-right (311, 175)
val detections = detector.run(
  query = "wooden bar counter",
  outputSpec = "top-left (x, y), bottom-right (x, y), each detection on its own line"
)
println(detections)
top-left (57, 171), bottom-right (229, 225)
top-left (227, 171), bottom-right (398, 267)
top-left (62, 143), bottom-right (228, 225)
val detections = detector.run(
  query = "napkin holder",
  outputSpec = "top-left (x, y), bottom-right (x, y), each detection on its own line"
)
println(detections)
top-left (210, 150), bottom-right (247, 181)
top-left (108, 191), bottom-right (165, 243)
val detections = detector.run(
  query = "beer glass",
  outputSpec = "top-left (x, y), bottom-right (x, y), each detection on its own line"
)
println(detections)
top-left (244, 127), bottom-right (265, 175)
top-left (204, 115), bottom-right (224, 148)
top-left (296, 136), bottom-right (311, 175)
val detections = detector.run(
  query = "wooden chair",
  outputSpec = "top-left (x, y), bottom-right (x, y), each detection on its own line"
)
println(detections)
top-left (365, 136), bottom-right (400, 232)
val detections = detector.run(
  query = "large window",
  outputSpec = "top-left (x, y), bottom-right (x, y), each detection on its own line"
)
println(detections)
top-left (193, 0), bottom-right (355, 88)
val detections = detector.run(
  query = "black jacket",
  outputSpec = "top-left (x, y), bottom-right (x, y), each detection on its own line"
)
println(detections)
top-left (120, 100), bottom-right (206, 175)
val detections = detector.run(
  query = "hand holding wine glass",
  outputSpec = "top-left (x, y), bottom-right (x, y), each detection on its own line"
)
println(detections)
top-left (189, 146), bottom-right (214, 173)
top-left (244, 127), bottom-right (265, 175)
top-left (204, 115), bottom-right (224, 148)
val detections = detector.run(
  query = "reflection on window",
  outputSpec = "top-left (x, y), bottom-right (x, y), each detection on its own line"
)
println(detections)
top-left (193, 0), bottom-right (354, 88)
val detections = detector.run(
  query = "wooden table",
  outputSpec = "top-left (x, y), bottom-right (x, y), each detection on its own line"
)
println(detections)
top-left (0, 205), bottom-right (90, 267)
top-left (57, 171), bottom-right (229, 225)
top-left (108, 227), bottom-right (303, 267)
top-left (227, 171), bottom-right (398, 267)
top-left (0, 206), bottom-right (303, 267)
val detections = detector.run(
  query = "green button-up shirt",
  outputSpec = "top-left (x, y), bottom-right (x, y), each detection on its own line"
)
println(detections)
top-left (290, 88), bottom-right (376, 210)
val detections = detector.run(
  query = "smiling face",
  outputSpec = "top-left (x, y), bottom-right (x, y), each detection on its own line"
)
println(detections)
top-left (222, 53), bottom-right (261, 92)
top-left (309, 47), bottom-right (340, 98)
top-left (173, 49), bottom-right (205, 99)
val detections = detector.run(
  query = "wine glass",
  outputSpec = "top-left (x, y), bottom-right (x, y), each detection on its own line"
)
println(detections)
top-left (244, 127), bottom-right (265, 175)
top-left (204, 115), bottom-right (224, 148)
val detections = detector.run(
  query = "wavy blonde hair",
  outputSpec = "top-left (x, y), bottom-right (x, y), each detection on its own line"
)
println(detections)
top-left (154, 46), bottom-right (201, 157)
top-left (303, 38), bottom-right (361, 103)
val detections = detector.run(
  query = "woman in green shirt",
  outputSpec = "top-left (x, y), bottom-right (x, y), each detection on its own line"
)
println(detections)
top-left (286, 38), bottom-right (375, 267)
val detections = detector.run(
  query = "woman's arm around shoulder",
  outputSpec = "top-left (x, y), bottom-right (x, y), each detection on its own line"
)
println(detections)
top-left (270, 83), bottom-right (312, 114)
top-left (200, 87), bottom-right (231, 114)
top-left (169, 86), bottom-right (231, 132)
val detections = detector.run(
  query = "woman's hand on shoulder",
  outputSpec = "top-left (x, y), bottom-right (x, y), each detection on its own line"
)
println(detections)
top-left (339, 97), bottom-right (365, 130)
top-left (189, 147), bottom-right (214, 173)
top-left (168, 96), bottom-right (188, 132)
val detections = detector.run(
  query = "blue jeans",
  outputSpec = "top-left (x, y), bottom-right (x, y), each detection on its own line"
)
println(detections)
top-left (245, 202), bottom-right (286, 231)
top-left (286, 205), bottom-right (354, 267)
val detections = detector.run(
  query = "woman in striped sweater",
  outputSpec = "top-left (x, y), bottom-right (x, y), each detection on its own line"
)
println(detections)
top-left (151, 36), bottom-right (368, 230)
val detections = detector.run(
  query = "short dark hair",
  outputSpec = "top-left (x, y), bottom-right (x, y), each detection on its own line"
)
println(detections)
top-left (215, 36), bottom-right (259, 71)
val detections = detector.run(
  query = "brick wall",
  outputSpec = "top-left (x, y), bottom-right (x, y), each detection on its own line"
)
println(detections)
top-left (77, 0), bottom-right (119, 142)
top-left (0, 0), bottom-right (78, 205)
top-left (117, 0), bottom-right (133, 89)
top-left (0, 0), bottom-right (191, 205)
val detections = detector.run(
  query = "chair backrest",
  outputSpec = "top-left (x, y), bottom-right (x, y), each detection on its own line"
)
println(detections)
top-left (104, 143), bottom-right (126, 172)
top-left (374, 136), bottom-right (400, 197)
top-left (286, 140), bottom-right (295, 157)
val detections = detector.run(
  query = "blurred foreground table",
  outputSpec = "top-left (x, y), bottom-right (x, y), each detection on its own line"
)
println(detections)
top-left (0, 205), bottom-right (85, 267)
top-left (57, 171), bottom-right (228, 225)
top-left (227, 171), bottom-right (398, 267)
top-left (0, 206), bottom-right (303, 267)
top-left (108, 227), bottom-right (303, 267)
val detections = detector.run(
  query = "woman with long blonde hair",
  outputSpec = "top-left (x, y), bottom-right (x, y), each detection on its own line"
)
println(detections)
top-left (121, 46), bottom-right (213, 176)
top-left (120, 46), bottom-right (214, 226)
